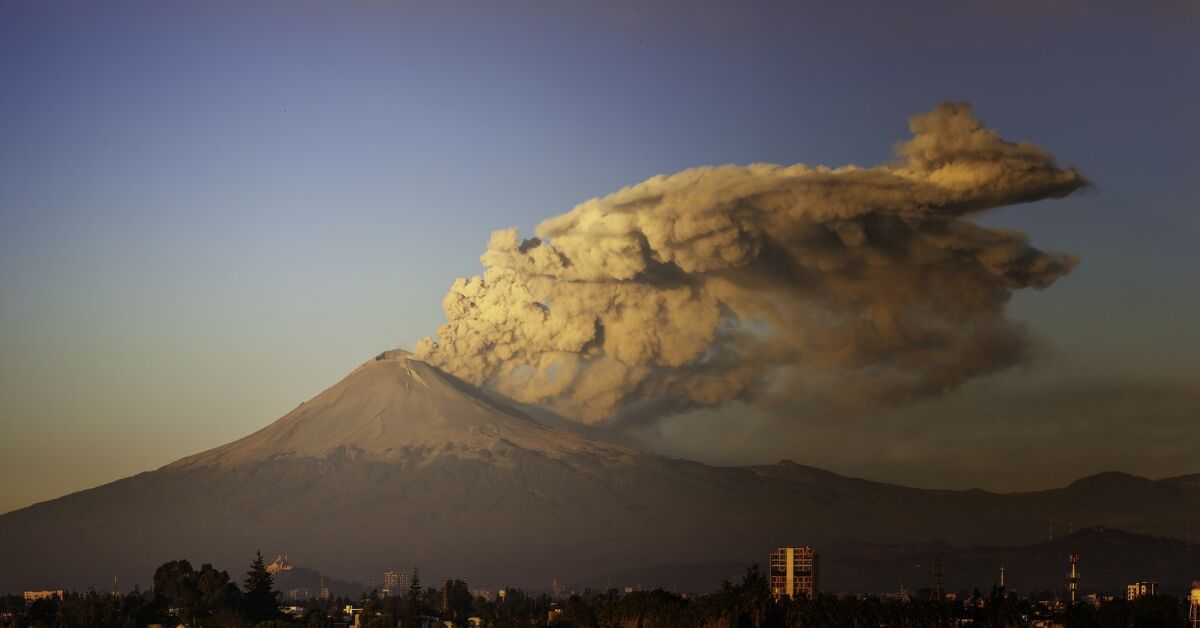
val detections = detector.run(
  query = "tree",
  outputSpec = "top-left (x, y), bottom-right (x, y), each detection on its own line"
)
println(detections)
top-left (195, 563), bottom-right (242, 625)
top-left (443, 579), bottom-right (473, 623)
top-left (242, 550), bottom-right (279, 623)
top-left (404, 566), bottom-right (424, 618)
top-left (739, 563), bottom-right (776, 627)
top-left (556, 594), bottom-right (598, 627)
top-left (154, 559), bottom-right (201, 626)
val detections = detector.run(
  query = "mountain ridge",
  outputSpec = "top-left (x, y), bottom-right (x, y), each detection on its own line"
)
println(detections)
top-left (2, 350), bottom-right (1197, 594)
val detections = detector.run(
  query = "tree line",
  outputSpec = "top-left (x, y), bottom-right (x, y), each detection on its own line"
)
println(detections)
top-left (2, 560), bottom-right (1192, 627)
top-left (3, 551), bottom-right (284, 628)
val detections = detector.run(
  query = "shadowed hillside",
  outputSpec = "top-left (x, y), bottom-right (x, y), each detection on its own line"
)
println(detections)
top-left (822, 527), bottom-right (1200, 595)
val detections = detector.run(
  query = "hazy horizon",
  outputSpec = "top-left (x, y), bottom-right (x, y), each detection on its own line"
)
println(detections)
top-left (2, 0), bottom-right (1199, 515)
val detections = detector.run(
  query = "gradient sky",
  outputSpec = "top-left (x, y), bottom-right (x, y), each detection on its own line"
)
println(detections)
top-left (2, 0), bottom-right (1197, 514)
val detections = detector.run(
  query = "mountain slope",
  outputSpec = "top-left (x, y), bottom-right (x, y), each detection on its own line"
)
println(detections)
top-left (1, 351), bottom-right (1197, 594)
top-left (171, 349), bottom-right (634, 468)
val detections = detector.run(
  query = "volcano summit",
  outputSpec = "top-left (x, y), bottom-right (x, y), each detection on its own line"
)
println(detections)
top-left (171, 349), bottom-right (635, 469)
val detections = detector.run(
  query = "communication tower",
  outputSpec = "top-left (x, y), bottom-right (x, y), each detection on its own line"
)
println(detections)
top-left (1066, 554), bottom-right (1080, 604)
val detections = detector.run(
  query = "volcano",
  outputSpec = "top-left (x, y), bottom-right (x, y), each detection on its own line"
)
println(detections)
top-left (170, 349), bottom-right (636, 469)
top-left (2, 350), bottom-right (1198, 593)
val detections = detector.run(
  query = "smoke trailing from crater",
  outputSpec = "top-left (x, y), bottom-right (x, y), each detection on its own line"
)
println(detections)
top-left (416, 103), bottom-right (1087, 424)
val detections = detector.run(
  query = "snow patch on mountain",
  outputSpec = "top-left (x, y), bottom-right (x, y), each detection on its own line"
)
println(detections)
top-left (170, 350), bottom-right (636, 469)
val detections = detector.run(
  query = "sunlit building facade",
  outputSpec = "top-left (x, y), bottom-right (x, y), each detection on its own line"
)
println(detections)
top-left (1126, 581), bottom-right (1158, 600)
top-left (770, 546), bottom-right (818, 599)
top-left (382, 571), bottom-right (409, 597)
top-left (23, 591), bottom-right (63, 602)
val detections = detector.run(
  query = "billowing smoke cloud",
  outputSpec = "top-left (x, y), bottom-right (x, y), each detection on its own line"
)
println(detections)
top-left (416, 103), bottom-right (1086, 424)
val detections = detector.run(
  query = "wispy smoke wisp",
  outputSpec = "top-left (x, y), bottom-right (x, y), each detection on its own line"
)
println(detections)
top-left (416, 103), bottom-right (1086, 424)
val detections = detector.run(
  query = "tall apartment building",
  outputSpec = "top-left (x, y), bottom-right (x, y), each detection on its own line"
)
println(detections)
top-left (382, 571), bottom-right (409, 597)
top-left (769, 546), bottom-right (818, 599)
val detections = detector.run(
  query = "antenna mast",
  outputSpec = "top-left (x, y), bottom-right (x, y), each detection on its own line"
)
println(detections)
top-left (1066, 554), bottom-right (1079, 604)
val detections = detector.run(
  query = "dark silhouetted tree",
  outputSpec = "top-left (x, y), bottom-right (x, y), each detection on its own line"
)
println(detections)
top-left (406, 566), bottom-right (423, 612)
top-left (443, 579), bottom-right (473, 623)
top-left (154, 559), bottom-right (201, 626)
top-left (195, 563), bottom-right (242, 624)
top-left (242, 550), bottom-right (279, 623)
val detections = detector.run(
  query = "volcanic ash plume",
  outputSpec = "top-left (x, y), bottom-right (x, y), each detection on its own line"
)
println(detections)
top-left (415, 103), bottom-right (1087, 424)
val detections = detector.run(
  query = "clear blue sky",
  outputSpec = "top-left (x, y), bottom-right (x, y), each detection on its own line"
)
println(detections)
top-left (1, 0), bottom-right (1197, 513)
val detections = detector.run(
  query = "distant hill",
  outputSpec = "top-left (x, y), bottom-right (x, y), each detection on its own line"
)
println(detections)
top-left (2, 350), bottom-right (1198, 594)
top-left (822, 527), bottom-right (1200, 596)
top-left (270, 566), bottom-right (365, 599)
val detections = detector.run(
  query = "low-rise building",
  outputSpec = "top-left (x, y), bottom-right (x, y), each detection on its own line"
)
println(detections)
top-left (1126, 581), bottom-right (1158, 600)
top-left (23, 591), bottom-right (63, 603)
